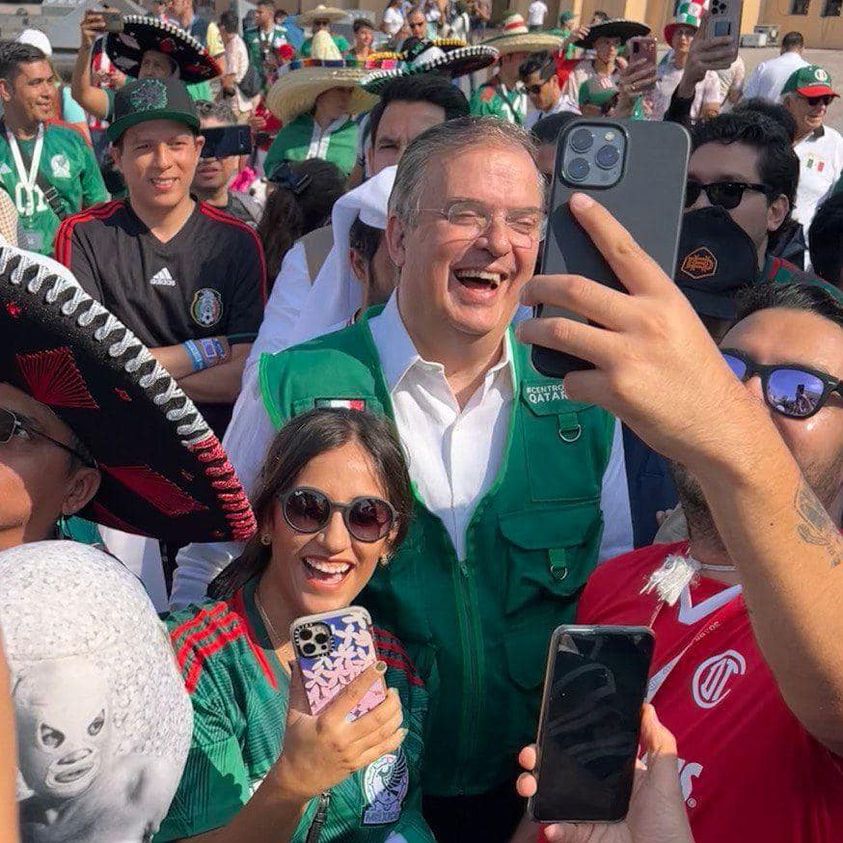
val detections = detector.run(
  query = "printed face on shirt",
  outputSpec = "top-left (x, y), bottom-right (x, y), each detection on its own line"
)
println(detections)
top-left (368, 100), bottom-right (446, 175)
top-left (263, 441), bottom-right (396, 618)
top-left (687, 140), bottom-right (788, 253)
top-left (112, 119), bottom-right (204, 213)
top-left (0, 59), bottom-right (54, 126)
top-left (192, 116), bottom-right (239, 194)
top-left (139, 49), bottom-right (178, 80)
top-left (387, 143), bottom-right (543, 346)
top-left (785, 92), bottom-right (830, 136)
top-left (721, 307), bottom-right (843, 519)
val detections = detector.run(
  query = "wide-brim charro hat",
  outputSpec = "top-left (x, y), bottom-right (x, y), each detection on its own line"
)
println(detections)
top-left (105, 15), bottom-right (222, 83)
top-left (266, 60), bottom-right (379, 124)
top-left (481, 13), bottom-right (564, 56)
top-left (0, 246), bottom-right (256, 543)
top-left (361, 39), bottom-right (498, 94)
top-left (573, 18), bottom-right (650, 48)
top-left (296, 4), bottom-right (347, 25)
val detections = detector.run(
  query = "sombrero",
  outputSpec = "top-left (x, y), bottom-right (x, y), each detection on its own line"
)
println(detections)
top-left (664, 3), bottom-right (704, 44)
top-left (297, 4), bottom-right (347, 25)
top-left (481, 12), bottom-right (564, 56)
top-left (267, 59), bottom-right (379, 124)
top-left (105, 15), bottom-right (222, 84)
top-left (573, 18), bottom-right (650, 48)
top-left (0, 246), bottom-right (256, 543)
top-left (361, 38), bottom-right (499, 94)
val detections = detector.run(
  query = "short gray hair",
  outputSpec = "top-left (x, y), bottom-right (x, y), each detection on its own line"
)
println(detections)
top-left (388, 116), bottom-right (544, 224)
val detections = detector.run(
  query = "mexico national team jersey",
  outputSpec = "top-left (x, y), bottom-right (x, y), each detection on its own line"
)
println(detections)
top-left (158, 579), bottom-right (434, 842)
top-left (0, 122), bottom-right (108, 255)
top-left (572, 542), bottom-right (843, 843)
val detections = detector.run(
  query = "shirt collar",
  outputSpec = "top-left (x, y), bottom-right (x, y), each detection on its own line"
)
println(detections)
top-left (371, 291), bottom-right (515, 395)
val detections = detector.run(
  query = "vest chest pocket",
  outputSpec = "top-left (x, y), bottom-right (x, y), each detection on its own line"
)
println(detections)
top-left (520, 392), bottom-right (607, 503)
top-left (499, 505), bottom-right (602, 689)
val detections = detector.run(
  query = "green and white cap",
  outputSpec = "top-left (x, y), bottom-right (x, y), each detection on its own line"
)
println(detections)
top-left (781, 64), bottom-right (839, 99)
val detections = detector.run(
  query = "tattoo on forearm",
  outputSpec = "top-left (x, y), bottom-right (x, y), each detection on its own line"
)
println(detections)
top-left (795, 481), bottom-right (843, 569)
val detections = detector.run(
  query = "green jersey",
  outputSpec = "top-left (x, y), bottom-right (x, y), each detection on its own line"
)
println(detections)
top-left (156, 579), bottom-right (433, 842)
top-left (469, 76), bottom-right (529, 125)
top-left (0, 123), bottom-right (107, 255)
top-left (264, 113), bottom-right (359, 177)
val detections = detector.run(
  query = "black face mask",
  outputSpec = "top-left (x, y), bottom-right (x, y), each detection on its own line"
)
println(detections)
top-left (674, 206), bottom-right (760, 320)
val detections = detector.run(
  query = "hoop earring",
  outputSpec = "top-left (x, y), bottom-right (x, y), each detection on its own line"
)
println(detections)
top-left (260, 534), bottom-right (272, 546)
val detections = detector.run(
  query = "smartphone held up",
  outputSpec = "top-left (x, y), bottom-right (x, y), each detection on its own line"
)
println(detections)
top-left (290, 606), bottom-right (387, 719)
top-left (531, 118), bottom-right (690, 379)
top-left (528, 625), bottom-right (655, 824)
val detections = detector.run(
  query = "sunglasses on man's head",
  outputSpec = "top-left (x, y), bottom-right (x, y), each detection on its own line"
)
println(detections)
top-left (279, 487), bottom-right (397, 543)
top-left (721, 350), bottom-right (843, 419)
top-left (685, 180), bottom-right (773, 211)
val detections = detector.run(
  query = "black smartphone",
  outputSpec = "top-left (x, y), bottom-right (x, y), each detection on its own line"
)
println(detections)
top-left (532, 119), bottom-right (690, 378)
top-left (101, 9), bottom-right (124, 33)
top-left (528, 624), bottom-right (655, 824)
top-left (200, 125), bottom-right (252, 159)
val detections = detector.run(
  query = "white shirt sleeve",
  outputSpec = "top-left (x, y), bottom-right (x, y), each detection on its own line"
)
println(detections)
top-left (597, 418), bottom-right (634, 563)
top-left (170, 365), bottom-right (276, 609)
top-left (243, 240), bottom-right (312, 384)
top-left (702, 71), bottom-right (722, 105)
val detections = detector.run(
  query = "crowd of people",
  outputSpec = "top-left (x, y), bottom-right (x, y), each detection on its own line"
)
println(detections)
top-left (0, 1), bottom-right (840, 842)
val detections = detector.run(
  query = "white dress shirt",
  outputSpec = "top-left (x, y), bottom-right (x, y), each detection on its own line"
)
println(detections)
top-left (171, 293), bottom-right (633, 608)
top-left (792, 126), bottom-right (843, 233)
top-left (742, 51), bottom-right (809, 103)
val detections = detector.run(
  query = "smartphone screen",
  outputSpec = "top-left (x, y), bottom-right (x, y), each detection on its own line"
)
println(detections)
top-left (199, 125), bottom-right (252, 159)
top-left (529, 625), bottom-right (654, 823)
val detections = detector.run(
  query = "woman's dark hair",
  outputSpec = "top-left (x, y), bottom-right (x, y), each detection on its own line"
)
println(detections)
top-left (256, 159), bottom-right (346, 285)
top-left (809, 193), bottom-right (843, 290)
top-left (209, 409), bottom-right (414, 599)
top-left (736, 280), bottom-right (843, 329)
top-left (733, 98), bottom-right (797, 143)
top-left (691, 112), bottom-right (799, 210)
top-left (353, 16), bottom-right (374, 32)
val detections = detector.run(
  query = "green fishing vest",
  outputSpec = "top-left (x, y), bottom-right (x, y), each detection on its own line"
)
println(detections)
top-left (259, 307), bottom-right (615, 797)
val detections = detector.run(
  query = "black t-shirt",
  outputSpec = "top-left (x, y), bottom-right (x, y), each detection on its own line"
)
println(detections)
top-left (55, 199), bottom-right (266, 435)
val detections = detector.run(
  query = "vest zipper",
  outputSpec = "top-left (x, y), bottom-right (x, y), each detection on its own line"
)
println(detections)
top-left (454, 558), bottom-right (483, 790)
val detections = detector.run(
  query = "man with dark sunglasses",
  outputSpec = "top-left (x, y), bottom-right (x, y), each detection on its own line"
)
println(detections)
top-left (782, 65), bottom-right (843, 236)
top-left (519, 51), bottom-right (579, 129)
top-left (521, 194), bottom-right (843, 842)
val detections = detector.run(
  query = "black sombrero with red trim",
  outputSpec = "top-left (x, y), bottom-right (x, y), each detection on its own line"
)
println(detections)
top-left (0, 246), bottom-right (255, 543)
top-left (105, 15), bottom-right (222, 84)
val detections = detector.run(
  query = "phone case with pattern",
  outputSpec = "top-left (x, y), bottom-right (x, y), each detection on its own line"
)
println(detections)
top-left (290, 606), bottom-right (386, 719)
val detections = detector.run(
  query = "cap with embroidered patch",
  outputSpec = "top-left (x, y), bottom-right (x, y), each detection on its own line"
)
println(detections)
top-left (107, 77), bottom-right (200, 143)
top-left (781, 65), bottom-right (839, 99)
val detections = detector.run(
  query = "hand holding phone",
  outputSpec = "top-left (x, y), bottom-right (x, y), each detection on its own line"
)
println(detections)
top-left (625, 36), bottom-right (657, 92)
top-left (527, 625), bottom-right (655, 824)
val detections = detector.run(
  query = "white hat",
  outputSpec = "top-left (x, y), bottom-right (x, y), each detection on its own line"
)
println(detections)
top-left (288, 165), bottom-right (397, 346)
top-left (16, 28), bottom-right (52, 57)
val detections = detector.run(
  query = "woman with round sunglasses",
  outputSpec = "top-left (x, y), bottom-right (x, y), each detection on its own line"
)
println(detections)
top-left (159, 408), bottom-right (434, 843)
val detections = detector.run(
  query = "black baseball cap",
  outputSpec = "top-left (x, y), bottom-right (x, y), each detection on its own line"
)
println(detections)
top-left (107, 78), bottom-right (200, 142)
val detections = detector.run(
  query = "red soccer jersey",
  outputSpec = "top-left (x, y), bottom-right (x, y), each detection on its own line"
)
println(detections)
top-left (554, 541), bottom-right (843, 843)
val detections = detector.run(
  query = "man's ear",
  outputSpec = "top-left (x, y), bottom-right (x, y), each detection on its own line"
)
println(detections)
top-left (0, 78), bottom-right (13, 105)
top-left (385, 213), bottom-right (407, 268)
top-left (349, 247), bottom-right (369, 284)
top-left (767, 194), bottom-right (790, 234)
top-left (110, 142), bottom-right (123, 171)
top-left (61, 468), bottom-right (101, 518)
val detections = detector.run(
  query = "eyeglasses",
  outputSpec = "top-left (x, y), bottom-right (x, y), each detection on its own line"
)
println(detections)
top-left (416, 200), bottom-right (546, 247)
top-left (0, 407), bottom-right (95, 465)
top-left (685, 180), bottom-right (773, 210)
top-left (279, 487), bottom-right (397, 543)
top-left (721, 349), bottom-right (843, 419)
top-left (803, 94), bottom-right (835, 107)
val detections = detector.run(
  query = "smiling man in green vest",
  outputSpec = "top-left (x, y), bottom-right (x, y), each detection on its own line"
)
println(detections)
top-left (174, 117), bottom-right (631, 842)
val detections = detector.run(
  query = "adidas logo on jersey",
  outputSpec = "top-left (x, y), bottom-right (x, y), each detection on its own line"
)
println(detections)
top-left (150, 267), bottom-right (176, 287)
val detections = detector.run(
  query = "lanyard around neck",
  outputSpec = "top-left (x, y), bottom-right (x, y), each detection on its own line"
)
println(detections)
top-left (7, 123), bottom-right (44, 195)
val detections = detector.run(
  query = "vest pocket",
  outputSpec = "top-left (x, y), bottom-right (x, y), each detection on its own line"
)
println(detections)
top-left (499, 505), bottom-right (601, 689)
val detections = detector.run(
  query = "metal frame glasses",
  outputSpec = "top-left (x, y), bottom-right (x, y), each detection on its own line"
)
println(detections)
top-left (0, 407), bottom-right (95, 466)
top-left (415, 200), bottom-right (547, 247)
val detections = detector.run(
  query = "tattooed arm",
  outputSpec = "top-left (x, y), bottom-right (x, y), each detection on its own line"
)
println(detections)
top-left (518, 195), bottom-right (843, 755)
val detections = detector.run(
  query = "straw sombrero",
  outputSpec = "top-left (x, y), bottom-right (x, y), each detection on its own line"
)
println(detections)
top-left (267, 59), bottom-right (379, 124)
top-left (573, 18), bottom-right (650, 48)
top-left (0, 245), bottom-right (256, 543)
top-left (105, 15), bottom-right (222, 83)
top-left (297, 4), bottom-right (347, 25)
top-left (361, 38), bottom-right (498, 94)
top-left (481, 12), bottom-right (564, 56)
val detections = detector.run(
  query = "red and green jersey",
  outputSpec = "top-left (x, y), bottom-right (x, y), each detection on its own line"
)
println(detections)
top-left (156, 578), bottom-right (433, 842)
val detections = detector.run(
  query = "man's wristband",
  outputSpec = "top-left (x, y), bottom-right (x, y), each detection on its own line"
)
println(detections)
top-left (183, 337), bottom-right (227, 372)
